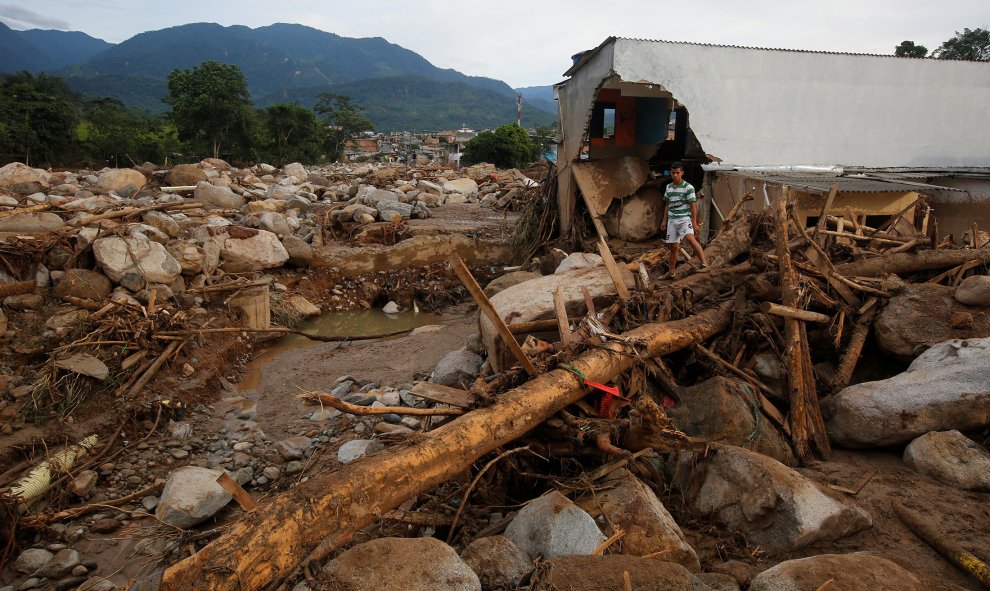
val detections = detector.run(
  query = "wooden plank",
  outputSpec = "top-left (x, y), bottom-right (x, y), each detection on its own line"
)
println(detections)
top-left (812, 182), bottom-right (840, 245)
top-left (450, 254), bottom-right (538, 376)
top-left (216, 472), bottom-right (258, 512)
top-left (597, 236), bottom-right (631, 300)
top-left (581, 286), bottom-right (596, 317)
top-left (803, 247), bottom-right (861, 307)
top-left (409, 382), bottom-right (473, 409)
top-left (553, 287), bottom-right (572, 347)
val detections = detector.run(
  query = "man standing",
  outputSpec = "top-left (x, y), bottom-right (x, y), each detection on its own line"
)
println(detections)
top-left (660, 162), bottom-right (708, 276)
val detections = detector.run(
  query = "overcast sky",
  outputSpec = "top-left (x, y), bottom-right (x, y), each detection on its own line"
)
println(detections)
top-left (2, 0), bottom-right (988, 87)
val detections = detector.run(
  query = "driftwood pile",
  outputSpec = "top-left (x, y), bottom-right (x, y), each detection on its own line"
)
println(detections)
top-left (151, 187), bottom-right (990, 590)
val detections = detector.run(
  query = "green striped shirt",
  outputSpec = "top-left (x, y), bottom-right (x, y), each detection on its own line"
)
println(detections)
top-left (664, 181), bottom-right (696, 219)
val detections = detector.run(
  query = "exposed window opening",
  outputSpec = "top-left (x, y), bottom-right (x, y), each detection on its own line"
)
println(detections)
top-left (589, 102), bottom-right (617, 140)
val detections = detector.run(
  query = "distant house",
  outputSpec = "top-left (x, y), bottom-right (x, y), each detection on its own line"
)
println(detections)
top-left (554, 37), bottom-right (990, 240)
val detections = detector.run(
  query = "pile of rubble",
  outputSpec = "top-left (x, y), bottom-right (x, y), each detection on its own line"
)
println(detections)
top-left (1, 161), bottom-right (989, 591)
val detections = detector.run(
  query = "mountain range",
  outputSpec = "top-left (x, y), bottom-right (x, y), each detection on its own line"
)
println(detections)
top-left (0, 21), bottom-right (556, 132)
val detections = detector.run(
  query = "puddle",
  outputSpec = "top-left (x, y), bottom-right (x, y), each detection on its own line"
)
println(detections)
top-left (239, 309), bottom-right (442, 392)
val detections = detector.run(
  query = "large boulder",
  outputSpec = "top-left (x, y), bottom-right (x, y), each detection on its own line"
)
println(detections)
top-left (603, 190), bottom-right (663, 242)
top-left (142, 211), bottom-right (180, 238)
top-left (322, 537), bottom-right (480, 591)
top-left (165, 240), bottom-right (206, 276)
top-left (460, 536), bottom-right (532, 590)
top-left (875, 284), bottom-right (990, 358)
top-left (194, 181), bottom-right (246, 209)
top-left (0, 162), bottom-right (52, 188)
top-left (483, 271), bottom-right (542, 297)
top-left (748, 553), bottom-right (922, 591)
top-left (218, 228), bottom-right (289, 272)
top-left (530, 555), bottom-right (715, 591)
top-left (283, 162), bottom-right (307, 179)
top-left (903, 430), bottom-right (990, 491)
top-left (444, 178), bottom-right (479, 195)
top-left (0, 212), bottom-right (66, 232)
top-left (577, 469), bottom-right (699, 571)
top-left (675, 445), bottom-right (872, 553)
top-left (93, 236), bottom-right (182, 284)
top-left (955, 274), bottom-right (990, 306)
top-left (482, 266), bottom-right (634, 371)
top-left (11, 548), bottom-right (53, 574)
top-left (504, 491), bottom-right (605, 559)
top-left (555, 252), bottom-right (603, 274)
top-left (155, 466), bottom-right (232, 528)
top-left (377, 200), bottom-right (413, 222)
top-left (165, 164), bottom-right (207, 186)
top-left (669, 377), bottom-right (796, 465)
top-left (823, 337), bottom-right (990, 448)
top-left (96, 168), bottom-right (146, 194)
top-left (53, 268), bottom-right (112, 302)
top-left (280, 234), bottom-right (313, 267)
top-left (431, 348), bottom-right (484, 388)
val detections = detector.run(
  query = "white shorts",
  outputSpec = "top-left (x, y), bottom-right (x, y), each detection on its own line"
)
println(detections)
top-left (666, 217), bottom-right (694, 244)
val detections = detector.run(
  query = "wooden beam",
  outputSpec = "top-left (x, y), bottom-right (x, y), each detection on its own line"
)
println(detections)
top-left (450, 254), bottom-right (538, 377)
top-left (597, 236), bottom-right (631, 300)
top-left (812, 182), bottom-right (840, 245)
top-left (581, 286), bottom-right (597, 317)
top-left (409, 382), bottom-right (473, 409)
top-left (760, 302), bottom-right (832, 323)
top-left (553, 287), bottom-right (572, 347)
top-left (216, 472), bottom-right (258, 512)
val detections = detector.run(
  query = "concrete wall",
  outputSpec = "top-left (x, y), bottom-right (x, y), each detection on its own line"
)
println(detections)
top-left (923, 178), bottom-right (990, 239)
top-left (610, 39), bottom-right (990, 168)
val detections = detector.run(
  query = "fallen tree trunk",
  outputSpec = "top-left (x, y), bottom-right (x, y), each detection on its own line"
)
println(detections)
top-left (835, 247), bottom-right (990, 278)
top-left (159, 304), bottom-right (732, 591)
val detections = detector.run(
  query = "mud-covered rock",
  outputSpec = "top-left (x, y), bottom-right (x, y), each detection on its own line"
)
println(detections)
top-left (53, 268), bottom-right (112, 302)
top-left (0, 162), bottom-right (52, 189)
top-left (322, 537), bottom-right (480, 591)
top-left (875, 283), bottom-right (990, 358)
top-left (904, 430), bottom-right (990, 491)
top-left (93, 236), bottom-right (182, 284)
top-left (96, 168), bottom-right (146, 194)
top-left (824, 337), bottom-right (990, 447)
top-left (0, 212), bottom-right (66, 232)
top-left (165, 164), bottom-right (207, 186)
top-left (531, 555), bottom-right (714, 591)
top-left (460, 535), bottom-right (532, 590)
top-left (675, 445), bottom-right (872, 553)
top-left (669, 377), bottom-right (795, 465)
top-left (577, 469), bottom-right (699, 570)
top-left (483, 271), bottom-right (541, 297)
top-left (956, 275), bottom-right (990, 306)
top-left (194, 181), bottom-right (246, 209)
top-left (748, 553), bottom-right (921, 591)
top-left (555, 252), bottom-right (603, 274)
top-left (280, 235), bottom-right (313, 266)
top-left (430, 348), bottom-right (483, 388)
top-left (218, 228), bottom-right (289, 272)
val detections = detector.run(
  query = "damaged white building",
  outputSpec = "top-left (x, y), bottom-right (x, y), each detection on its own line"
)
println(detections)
top-left (553, 37), bottom-right (990, 243)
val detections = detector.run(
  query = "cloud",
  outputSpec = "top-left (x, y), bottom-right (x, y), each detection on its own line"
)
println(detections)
top-left (0, 3), bottom-right (71, 29)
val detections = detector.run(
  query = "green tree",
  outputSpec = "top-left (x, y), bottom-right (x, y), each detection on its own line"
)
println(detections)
top-left (894, 40), bottom-right (928, 58)
top-left (933, 28), bottom-right (990, 61)
top-left (82, 98), bottom-right (146, 167)
top-left (314, 93), bottom-right (373, 162)
top-left (165, 61), bottom-right (254, 159)
top-left (0, 72), bottom-right (79, 166)
top-left (462, 124), bottom-right (537, 169)
top-left (262, 103), bottom-right (322, 165)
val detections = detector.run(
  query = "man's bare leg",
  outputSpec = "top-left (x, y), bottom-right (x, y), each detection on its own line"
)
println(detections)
top-left (684, 234), bottom-right (708, 268)
top-left (667, 242), bottom-right (679, 275)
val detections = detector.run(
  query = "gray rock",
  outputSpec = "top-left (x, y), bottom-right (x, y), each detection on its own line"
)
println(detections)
top-left (530, 555), bottom-right (714, 591)
top-left (275, 436), bottom-right (313, 461)
top-left (155, 466), bottom-right (232, 528)
top-left (337, 439), bottom-right (384, 464)
top-left (77, 578), bottom-right (117, 591)
top-left (142, 495), bottom-right (159, 511)
top-left (748, 553), bottom-right (921, 591)
top-left (431, 348), bottom-right (483, 388)
top-left (12, 548), bottom-right (53, 574)
top-left (259, 212), bottom-right (291, 236)
top-left (904, 430), bottom-right (990, 491)
top-left (284, 460), bottom-right (305, 474)
top-left (331, 381), bottom-right (354, 398)
top-left (93, 236), bottom-right (181, 284)
top-left (697, 573), bottom-right (740, 591)
top-left (382, 301), bottom-right (400, 314)
top-left (53, 269), bottom-right (112, 302)
top-left (0, 162), bottom-right (51, 189)
top-left (0, 212), bottom-right (66, 232)
top-left (956, 275), bottom-right (990, 306)
top-left (376, 200), bottom-right (413, 222)
top-left (824, 337), bottom-right (990, 447)
top-left (194, 181), bottom-right (245, 209)
top-left (577, 469), bottom-right (699, 571)
top-left (554, 252), bottom-right (603, 274)
top-left (323, 537), bottom-right (480, 591)
top-left (505, 491), bottom-right (605, 559)
top-left (280, 235), bottom-right (313, 267)
top-left (283, 162), bottom-right (307, 179)
top-left (68, 470), bottom-right (98, 497)
top-left (675, 445), bottom-right (871, 554)
top-left (875, 284), bottom-right (990, 358)
top-left (444, 177), bottom-right (479, 195)
top-left (36, 548), bottom-right (80, 579)
top-left (166, 240), bottom-right (206, 276)
top-left (483, 271), bottom-right (542, 298)
top-left (460, 535), bottom-right (532, 590)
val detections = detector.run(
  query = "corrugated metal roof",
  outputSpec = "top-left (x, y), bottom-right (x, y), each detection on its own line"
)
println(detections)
top-left (719, 172), bottom-right (938, 194)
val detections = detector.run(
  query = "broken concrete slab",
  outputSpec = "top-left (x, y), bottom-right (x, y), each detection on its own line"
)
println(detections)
top-left (824, 337), bottom-right (990, 448)
top-left (675, 445), bottom-right (872, 553)
top-left (55, 353), bottom-right (109, 380)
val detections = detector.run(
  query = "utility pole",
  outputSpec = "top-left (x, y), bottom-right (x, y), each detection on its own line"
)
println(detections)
top-left (516, 94), bottom-right (523, 127)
